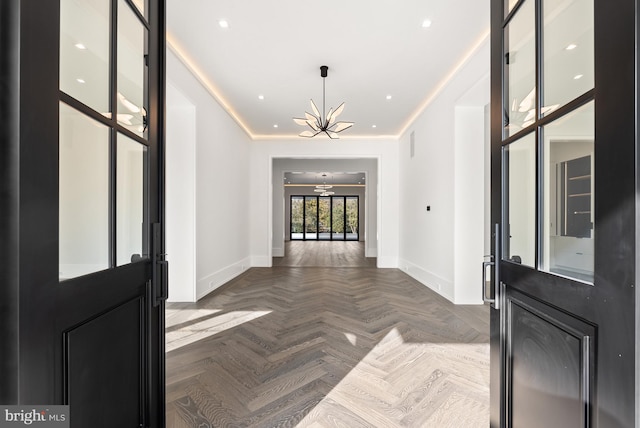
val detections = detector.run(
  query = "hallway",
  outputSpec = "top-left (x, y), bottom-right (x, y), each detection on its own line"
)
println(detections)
top-left (166, 246), bottom-right (490, 427)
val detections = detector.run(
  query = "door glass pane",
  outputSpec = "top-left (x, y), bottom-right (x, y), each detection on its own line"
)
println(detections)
top-left (346, 197), bottom-right (359, 240)
top-left (291, 196), bottom-right (304, 240)
top-left (542, 0), bottom-right (594, 115)
top-left (504, 133), bottom-right (536, 267)
top-left (541, 102), bottom-right (594, 283)
top-left (332, 197), bottom-right (345, 240)
top-left (131, 0), bottom-right (145, 18)
top-left (304, 197), bottom-right (317, 239)
top-left (59, 103), bottom-right (110, 280)
top-left (504, 0), bottom-right (535, 138)
top-left (60, 0), bottom-right (110, 113)
top-left (118, 0), bottom-right (147, 137)
top-left (117, 134), bottom-right (148, 266)
top-left (507, 0), bottom-right (519, 14)
top-left (318, 197), bottom-right (331, 240)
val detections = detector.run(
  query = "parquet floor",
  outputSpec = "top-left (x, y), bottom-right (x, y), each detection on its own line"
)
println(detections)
top-left (166, 243), bottom-right (490, 427)
top-left (271, 241), bottom-right (376, 268)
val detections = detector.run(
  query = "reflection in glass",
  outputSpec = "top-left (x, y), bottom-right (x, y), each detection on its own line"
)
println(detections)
top-left (504, 0), bottom-right (535, 138)
top-left (504, 133), bottom-right (536, 267)
top-left (318, 197), bottom-right (331, 240)
top-left (131, 0), bottom-right (145, 18)
top-left (542, 0), bottom-right (594, 115)
top-left (118, 0), bottom-right (147, 137)
top-left (117, 134), bottom-right (147, 266)
top-left (60, 0), bottom-right (110, 112)
top-left (346, 197), bottom-right (359, 240)
top-left (304, 197), bottom-right (317, 239)
top-left (332, 197), bottom-right (345, 239)
top-left (59, 103), bottom-right (110, 280)
top-left (542, 102), bottom-right (594, 283)
top-left (291, 197), bottom-right (304, 240)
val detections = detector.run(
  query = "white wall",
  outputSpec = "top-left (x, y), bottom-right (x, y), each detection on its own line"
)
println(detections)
top-left (166, 82), bottom-right (197, 301)
top-left (398, 39), bottom-right (489, 304)
top-left (250, 140), bottom-right (399, 268)
top-left (166, 48), bottom-right (252, 302)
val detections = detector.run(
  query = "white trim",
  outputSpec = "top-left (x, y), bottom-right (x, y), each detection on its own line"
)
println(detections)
top-left (196, 257), bottom-right (251, 301)
top-left (399, 259), bottom-right (455, 303)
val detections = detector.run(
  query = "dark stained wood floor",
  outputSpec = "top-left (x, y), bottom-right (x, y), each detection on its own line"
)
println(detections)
top-left (166, 244), bottom-right (490, 427)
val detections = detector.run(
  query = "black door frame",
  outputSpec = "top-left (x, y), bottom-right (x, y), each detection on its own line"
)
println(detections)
top-left (289, 195), bottom-right (360, 241)
top-left (0, 1), bottom-right (167, 425)
top-left (490, 0), bottom-right (637, 426)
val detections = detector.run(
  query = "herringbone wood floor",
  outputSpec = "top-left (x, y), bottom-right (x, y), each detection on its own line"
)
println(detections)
top-left (166, 262), bottom-right (490, 427)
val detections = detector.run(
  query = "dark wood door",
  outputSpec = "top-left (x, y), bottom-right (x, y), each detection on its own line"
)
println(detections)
top-left (0, 1), bottom-right (167, 426)
top-left (488, 0), bottom-right (636, 427)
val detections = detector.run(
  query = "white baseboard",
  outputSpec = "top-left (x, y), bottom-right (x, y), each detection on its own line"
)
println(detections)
top-left (272, 247), bottom-right (284, 257)
top-left (196, 257), bottom-right (251, 300)
top-left (399, 259), bottom-right (455, 303)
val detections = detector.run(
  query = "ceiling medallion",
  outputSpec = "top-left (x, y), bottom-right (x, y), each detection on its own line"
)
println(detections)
top-left (293, 65), bottom-right (354, 139)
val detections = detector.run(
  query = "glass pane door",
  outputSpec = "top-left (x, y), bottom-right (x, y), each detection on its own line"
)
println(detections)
top-left (290, 196), bottom-right (304, 240)
top-left (331, 197), bottom-right (345, 240)
top-left (318, 197), bottom-right (331, 240)
top-left (304, 196), bottom-right (317, 240)
top-left (345, 196), bottom-right (359, 241)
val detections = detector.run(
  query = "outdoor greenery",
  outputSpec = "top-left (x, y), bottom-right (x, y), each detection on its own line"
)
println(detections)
top-left (290, 196), bottom-right (358, 237)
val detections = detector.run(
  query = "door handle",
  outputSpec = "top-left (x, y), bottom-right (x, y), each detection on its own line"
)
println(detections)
top-left (481, 223), bottom-right (501, 310)
top-left (482, 256), bottom-right (495, 305)
top-left (152, 223), bottom-right (169, 307)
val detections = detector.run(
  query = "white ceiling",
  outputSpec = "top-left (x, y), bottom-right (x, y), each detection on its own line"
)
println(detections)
top-left (166, 0), bottom-right (490, 140)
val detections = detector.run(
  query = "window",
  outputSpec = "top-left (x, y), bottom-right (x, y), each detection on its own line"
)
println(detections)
top-left (290, 195), bottom-right (359, 241)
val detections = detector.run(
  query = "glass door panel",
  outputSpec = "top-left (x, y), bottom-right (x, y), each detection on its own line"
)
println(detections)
top-left (542, 0), bottom-right (594, 115)
top-left (118, 0), bottom-right (148, 138)
top-left (332, 197), bottom-right (345, 240)
top-left (504, 0), bottom-right (536, 138)
top-left (116, 133), bottom-right (148, 266)
top-left (131, 0), bottom-right (146, 18)
top-left (541, 101), bottom-right (594, 282)
top-left (60, 0), bottom-right (110, 113)
top-left (59, 103), bottom-right (110, 280)
top-left (290, 196), bottom-right (304, 240)
top-left (346, 197), bottom-right (359, 240)
top-left (304, 196), bottom-right (317, 240)
top-left (504, 132), bottom-right (536, 267)
top-left (318, 197), bottom-right (331, 240)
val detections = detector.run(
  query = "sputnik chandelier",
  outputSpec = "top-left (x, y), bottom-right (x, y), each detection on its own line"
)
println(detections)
top-left (293, 65), bottom-right (354, 139)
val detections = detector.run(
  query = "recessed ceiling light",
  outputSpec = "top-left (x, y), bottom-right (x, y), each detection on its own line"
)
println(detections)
top-left (273, 124), bottom-right (278, 128)
top-left (566, 43), bottom-right (577, 50)
top-left (372, 125), bottom-right (377, 128)
top-left (386, 95), bottom-right (392, 100)
top-left (75, 43), bottom-right (86, 50)
top-left (574, 74), bottom-right (584, 80)
top-left (76, 78), bottom-right (85, 84)
top-left (218, 20), bottom-right (229, 28)
top-left (258, 95), bottom-right (264, 100)
top-left (422, 19), bottom-right (432, 28)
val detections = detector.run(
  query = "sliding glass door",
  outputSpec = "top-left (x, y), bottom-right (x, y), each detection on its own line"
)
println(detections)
top-left (290, 195), bottom-right (359, 241)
